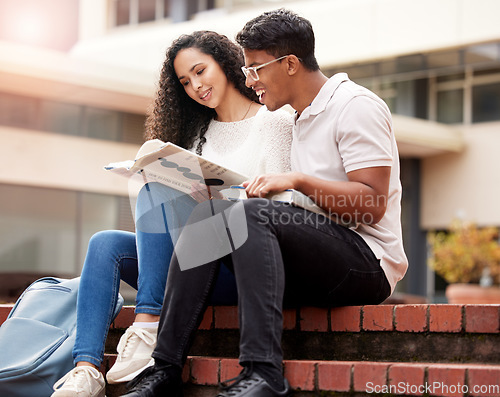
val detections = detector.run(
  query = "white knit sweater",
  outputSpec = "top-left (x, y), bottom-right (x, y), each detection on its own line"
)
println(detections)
top-left (191, 106), bottom-right (293, 178)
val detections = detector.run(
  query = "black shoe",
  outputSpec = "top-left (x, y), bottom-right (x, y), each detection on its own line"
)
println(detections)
top-left (120, 364), bottom-right (183, 397)
top-left (217, 367), bottom-right (292, 396)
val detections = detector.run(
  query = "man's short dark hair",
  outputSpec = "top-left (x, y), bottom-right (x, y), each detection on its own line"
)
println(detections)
top-left (236, 8), bottom-right (320, 71)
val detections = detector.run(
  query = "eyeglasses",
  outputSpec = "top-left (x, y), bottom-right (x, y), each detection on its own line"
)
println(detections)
top-left (241, 55), bottom-right (289, 81)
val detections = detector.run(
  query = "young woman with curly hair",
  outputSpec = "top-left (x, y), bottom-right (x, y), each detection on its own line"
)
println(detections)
top-left (50, 31), bottom-right (293, 397)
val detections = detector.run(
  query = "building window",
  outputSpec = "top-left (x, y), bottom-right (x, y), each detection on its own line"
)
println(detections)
top-left (472, 82), bottom-right (500, 123)
top-left (0, 92), bottom-right (145, 144)
top-left (466, 43), bottom-right (500, 67)
top-left (138, 0), bottom-right (157, 23)
top-left (83, 107), bottom-right (122, 141)
top-left (39, 101), bottom-right (83, 135)
top-left (0, 184), bottom-right (132, 277)
top-left (437, 89), bottom-right (464, 124)
top-left (110, 0), bottom-right (215, 26)
top-left (115, 0), bottom-right (131, 25)
top-left (0, 92), bottom-right (39, 130)
top-left (331, 41), bottom-right (500, 126)
top-left (162, 0), bottom-right (170, 18)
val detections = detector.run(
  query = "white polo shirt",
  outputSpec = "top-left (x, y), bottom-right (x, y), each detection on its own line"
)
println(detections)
top-left (291, 73), bottom-right (408, 293)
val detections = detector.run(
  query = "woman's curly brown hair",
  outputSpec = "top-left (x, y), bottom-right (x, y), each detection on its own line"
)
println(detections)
top-left (145, 31), bottom-right (258, 155)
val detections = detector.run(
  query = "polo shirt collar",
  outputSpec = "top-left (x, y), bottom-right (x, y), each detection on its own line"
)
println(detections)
top-left (298, 73), bottom-right (350, 120)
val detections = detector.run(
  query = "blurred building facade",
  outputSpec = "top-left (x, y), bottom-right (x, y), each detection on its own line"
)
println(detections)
top-left (1, 0), bottom-right (500, 301)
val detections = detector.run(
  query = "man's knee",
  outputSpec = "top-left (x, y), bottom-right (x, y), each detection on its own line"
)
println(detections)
top-left (241, 198), bottom-right (273, 222)
top-left (241, 198), bottom-right (291, 229)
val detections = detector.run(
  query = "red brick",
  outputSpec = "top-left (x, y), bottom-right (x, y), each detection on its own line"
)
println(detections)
top-left (102, 354), bottom-right (116, 373)
top-left (363, 305), bottom-right (394, 331)
top-left (465, 305), bottom-right (499, 333)
top-left (0, 304), bottom-right (13, 326)
top-left (395, 304), bottom-right (428, 332)
top-left (214, 306), bottom-right (239, 329)
top-left (388, 363), bottom-right (426, 396)
top-left (98, 361), bottom-right (108, 376)
top-left (331, 306), bottom-right (361, 332)
top-left (112, 306), bottom-right (135, 329)
top-left (283, 308), bottom-right (297, 330)
top-left (427, 364), bottom-right (467, 397)
top-left (299, 307), bottom-right (329, 332)
top-left (283, 360), bottom-right (316, 391)
top-left (353, 362), bottom-right (389, 392)
top-left (468, 365), bottom-right (500, 397)
top-left (429, 304), bottom-right (463, 332)
top-left (220, 358), bottom-right (242, 383)
top-left (182, 357), bottom-right (192, 383)
top-left (317, 361), bottom-right (353, 392)
top-left (190, 357), bottom-right (219, 385)
top-left (199, 306), bottom-right (213, 330)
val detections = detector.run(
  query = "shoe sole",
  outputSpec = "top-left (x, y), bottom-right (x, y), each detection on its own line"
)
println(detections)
top-left (106, 358), bottom-right (154, 384)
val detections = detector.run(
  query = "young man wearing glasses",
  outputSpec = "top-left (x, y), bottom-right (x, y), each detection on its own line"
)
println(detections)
top-left (123, 9), bottom-right (408, 397)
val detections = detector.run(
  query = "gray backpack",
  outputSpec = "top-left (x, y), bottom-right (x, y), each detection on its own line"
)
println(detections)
top-left (0, 277), bottom-right (123, 397)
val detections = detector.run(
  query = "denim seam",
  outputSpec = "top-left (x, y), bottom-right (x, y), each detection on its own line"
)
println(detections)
top-left (95, 256), bottom-right (121, 362)
top-left (135, 306), bottom-right (162, 316)
top-left (74, 354), bottom-right (102, 367)
top-left (173, 263), bottom-right (218, 365)
top-left (265, 224), bottom-right (280, 362)
top-left (327, 269), bottom-right (352, 297)
top-left (250, 203), bottom-right (274, 362)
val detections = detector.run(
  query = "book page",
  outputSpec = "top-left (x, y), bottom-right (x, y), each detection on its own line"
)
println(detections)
top-left (105, 140), bottom-right (249, 196)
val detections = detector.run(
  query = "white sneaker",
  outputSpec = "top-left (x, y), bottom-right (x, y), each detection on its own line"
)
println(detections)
top-left (106, 325), bottom-right (157, 384)
top-left (52, 366), bottom-right (106, 397)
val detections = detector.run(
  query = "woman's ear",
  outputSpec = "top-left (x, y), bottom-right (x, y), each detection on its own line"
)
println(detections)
top-left (286, 55), bottom-right (301, 76)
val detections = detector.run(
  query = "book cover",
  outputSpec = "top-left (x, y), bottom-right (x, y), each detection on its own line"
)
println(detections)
top-left (104, 139), bottom-right (249, 196)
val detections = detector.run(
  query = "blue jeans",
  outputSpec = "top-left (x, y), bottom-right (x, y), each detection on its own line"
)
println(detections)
top-left (72, 183), bottom-right (238, 366)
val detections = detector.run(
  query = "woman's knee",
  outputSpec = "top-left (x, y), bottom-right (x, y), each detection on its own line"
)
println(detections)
top-left (137, 182), bottom-right (178, 208)
top-left (89, 230), bottom-right (120, 248)
top-left (88, 230), bottom-right (135, 257)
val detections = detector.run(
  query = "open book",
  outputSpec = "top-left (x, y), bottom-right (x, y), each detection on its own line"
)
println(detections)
top-left (104, 139), bottom-right (248, 196)
top-left (105, 139), bottom-right (333, 219)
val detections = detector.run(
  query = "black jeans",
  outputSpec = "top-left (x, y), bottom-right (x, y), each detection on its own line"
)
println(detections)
top-left (152, 199), bottom-right (390, 370)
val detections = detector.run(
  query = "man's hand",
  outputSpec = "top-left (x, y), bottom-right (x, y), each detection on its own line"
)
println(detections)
top-left (243, 172), bottom-right (303, 197)
top-left (243, 167), bottom-right (390, 225)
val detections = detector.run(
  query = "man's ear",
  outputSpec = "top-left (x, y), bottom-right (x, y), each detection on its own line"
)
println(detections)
top-left (286, 55), bottom-right (301, 76)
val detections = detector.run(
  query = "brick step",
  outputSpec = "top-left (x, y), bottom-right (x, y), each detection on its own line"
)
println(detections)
top-left (2, 303), bottom-right (500, 396)
top-left (102, 355), bottom-right (500, 397)
top-left (106, 304), bottom-right (500, 364)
